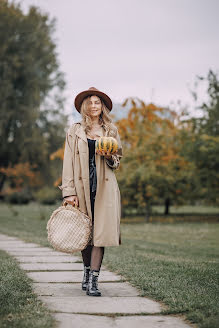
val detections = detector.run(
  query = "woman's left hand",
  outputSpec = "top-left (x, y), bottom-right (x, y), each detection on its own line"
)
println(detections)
top-left (96, 149), bottom-right (118, 159)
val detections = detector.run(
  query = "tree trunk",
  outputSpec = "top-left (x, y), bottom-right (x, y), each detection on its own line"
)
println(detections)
top-left (0, 174), bottom-right (6, 194)
top-left (121, 204), bottom-right (125, 218)
top-left (145, 201), bottom-right (151, 222)
top-left (164, 198), bottom-right (170, 215)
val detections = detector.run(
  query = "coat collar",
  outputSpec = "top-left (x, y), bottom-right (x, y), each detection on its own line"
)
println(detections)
top-left (74, 120), bottom-right (107, 143)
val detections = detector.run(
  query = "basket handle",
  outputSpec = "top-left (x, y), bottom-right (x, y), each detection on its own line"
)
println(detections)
top-left (62, 200), bottom-right (92, 222)
top-left (62, 199), bottom-right (79, 208)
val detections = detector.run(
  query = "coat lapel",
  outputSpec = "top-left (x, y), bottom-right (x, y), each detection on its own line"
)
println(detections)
top-left (75, 121), bottom-right (107, 142)
top-left (75, 122), bottom-right (88, 143)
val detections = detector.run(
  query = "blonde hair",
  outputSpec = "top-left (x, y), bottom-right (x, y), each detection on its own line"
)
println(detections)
top-left (80, 95), bottom-right (117, 137)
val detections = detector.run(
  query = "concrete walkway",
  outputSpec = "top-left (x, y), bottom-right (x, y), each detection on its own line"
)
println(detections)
top-left (0, 233), bottom-right (192, 328)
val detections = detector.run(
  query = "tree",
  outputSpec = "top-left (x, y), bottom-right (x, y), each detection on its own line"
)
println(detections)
top-left (117, 99), bottom-right (195, 219)
top-left (0, 0), bottom-right (67, 192)
top-left (181, 70), bottom-right (219, 204)
top-left (191, 70), bottom-right (219, 136)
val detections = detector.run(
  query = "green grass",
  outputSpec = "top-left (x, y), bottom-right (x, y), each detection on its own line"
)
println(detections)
top-left (0, 250), bottom-right (56, 328)
top-left (0, 202), bottom-right (218, 328)
top-left (0, 202), bottom-right (56, 246)
top-left (153, 205), bottom-right (219, 215)
top-left (104, 223), bottom-right (219, 328)
top-left (126, 204), bottom-right (219, 216)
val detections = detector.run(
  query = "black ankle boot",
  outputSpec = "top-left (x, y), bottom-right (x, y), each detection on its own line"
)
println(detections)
top-left (82, 265), bottom-right (90, 291)
top-left (86, 269), bottom-right (101, 296)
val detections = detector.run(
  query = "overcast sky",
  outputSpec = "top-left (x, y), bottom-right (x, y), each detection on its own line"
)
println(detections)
top-left (21, 0), bottom-right (219, 119)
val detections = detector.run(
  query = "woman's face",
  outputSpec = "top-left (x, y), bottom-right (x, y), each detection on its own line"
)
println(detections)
top-left (88, 95), bottom-right (102, 118)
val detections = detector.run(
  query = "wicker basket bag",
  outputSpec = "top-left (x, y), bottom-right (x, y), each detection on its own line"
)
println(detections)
top-left (47, 200), bottom-right (92, 253)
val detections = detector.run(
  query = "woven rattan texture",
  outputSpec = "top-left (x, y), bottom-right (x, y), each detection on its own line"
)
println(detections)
top-left (47, 203), bottom-right (92, 253)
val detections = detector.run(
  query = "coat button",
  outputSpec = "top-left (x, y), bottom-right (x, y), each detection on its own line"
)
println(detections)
top-left (79, 177), bottom-right (82, 180)
top-left (76, 150), bottom-right (79, 154)
top-left (105, 178), bottom-right (109, 181)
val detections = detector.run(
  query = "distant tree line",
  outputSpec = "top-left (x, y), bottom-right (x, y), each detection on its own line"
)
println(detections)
top-left (0, 0), bottom-right (67, 198)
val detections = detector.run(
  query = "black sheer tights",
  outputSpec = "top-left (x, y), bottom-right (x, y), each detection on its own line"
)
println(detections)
top-left (82, 188), bottom-right (105, 270)
top-left (81, 245), bottom-right (105, 271)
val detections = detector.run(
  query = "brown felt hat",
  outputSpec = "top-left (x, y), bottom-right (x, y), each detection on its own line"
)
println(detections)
top-left (74, 87), bottom-right (113, 113)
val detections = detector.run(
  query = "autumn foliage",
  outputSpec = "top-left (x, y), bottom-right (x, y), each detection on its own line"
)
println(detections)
top-left (116, 99), bottom-right (196, 218)
top-left (0, 162), bottom-right (43, 195)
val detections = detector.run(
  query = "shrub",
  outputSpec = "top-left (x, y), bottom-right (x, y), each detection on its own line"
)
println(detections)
top-left (5, 189), bottom-right (32, 204)
top-left (34, 187), bottom-right (60, 205)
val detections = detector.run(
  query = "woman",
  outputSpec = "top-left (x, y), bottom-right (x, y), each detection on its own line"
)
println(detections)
top-left (58, 87), bottom-right (123, 297)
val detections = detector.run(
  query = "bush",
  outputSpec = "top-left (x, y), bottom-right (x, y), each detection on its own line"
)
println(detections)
top-left (5, 189), bottom-right (32, 204)
top-left (34, 187), bottom-right (60, 205)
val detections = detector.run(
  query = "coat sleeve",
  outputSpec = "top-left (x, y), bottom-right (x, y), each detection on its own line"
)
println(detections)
top-left (58, 126), bottom-right (77, 198)
top-left (105, 127), bottom-right (123, 171)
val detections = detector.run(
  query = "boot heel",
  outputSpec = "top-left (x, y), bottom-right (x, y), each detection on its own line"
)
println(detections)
top-left (82, 265), bottom-right (90, 291)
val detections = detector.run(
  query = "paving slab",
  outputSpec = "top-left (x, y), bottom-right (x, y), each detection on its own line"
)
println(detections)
top-left (20, 263), bottom-right (84, 271)
top-left (54, 313), bottom-right (190, 328)
top-left (54, 313), bottom-right (115, 328)
top-left (27, 271), bottom-right (123, 283)
top-left (40, 296), bottom-right (162, 314)
top-left (20, 263), bottom-right (106, 271)
top-left (0, 243), bottom-right (43, 249)
top-left (115, 315), bottom-right (191, 328)
top-left (33, 282), bottom-right (139, 297)
top-left (15, 256), bottom-right (80, 263)
top-left (0, 241), bottom-right (30, 247)
top-left (8, 248), bottom-right (79, 255)
top-left (6, 251), bottom-right (73, 256)
top-left (0, 234), bottom-right (18, 241)
top-left (3, 247), bottom-right (56, 252)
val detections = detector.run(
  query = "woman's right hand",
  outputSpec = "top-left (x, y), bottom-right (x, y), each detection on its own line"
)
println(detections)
top-left (64, 195), bottom-right (79, 207)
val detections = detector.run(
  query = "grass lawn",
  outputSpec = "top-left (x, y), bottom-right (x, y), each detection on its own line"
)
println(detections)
top-left (0, 202), bottom-right (218, 328)
top-left (0, 250), bottom-right (55, 328)
top-left (126, 205), bottom-right (219, 218)
top-left (152, 205), bottom-right (219, 215)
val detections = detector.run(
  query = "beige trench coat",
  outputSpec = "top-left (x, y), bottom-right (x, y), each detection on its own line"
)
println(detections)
top-left (58, 121), bottom-right (123, 247)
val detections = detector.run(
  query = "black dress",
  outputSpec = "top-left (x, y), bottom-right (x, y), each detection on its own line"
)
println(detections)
top-left (87, 138), bottom-right (97, 224)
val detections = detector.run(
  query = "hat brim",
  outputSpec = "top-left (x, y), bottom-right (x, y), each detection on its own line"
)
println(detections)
top-left (74, 90), bottom-right (112, 113)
